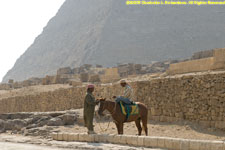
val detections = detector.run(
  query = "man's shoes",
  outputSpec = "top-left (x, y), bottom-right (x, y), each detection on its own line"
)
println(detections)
top-left (88, 131), bottom-right (97, 134)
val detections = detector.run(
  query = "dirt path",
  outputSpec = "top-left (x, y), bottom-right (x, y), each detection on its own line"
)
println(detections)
top-left (0, 142), bottom-right (71, 150)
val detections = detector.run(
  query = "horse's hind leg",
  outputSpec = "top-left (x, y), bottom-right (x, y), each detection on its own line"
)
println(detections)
top-left (141, 116), bottom-right (148, 136)
top-left (135, 118), bottom-right (142, 135)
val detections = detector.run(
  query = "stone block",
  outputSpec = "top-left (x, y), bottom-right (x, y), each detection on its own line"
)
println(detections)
top-left (199, 141), bottom-right (211, 150)
top-left (57, 67), bottom-right (72, 75)
top-left (80, 73), bottom-right (89, 82)
top-left (57, 133), bottom-right (63, 141)
top-left (106, 134), bottom-right (116, 144)
top-left (72, 133), bottom-right (79, 141)
top-left (124, 135), bottom-right (133, 144)
top-left (157, 137), bottom-right (165, 148)
top-left (159, 116), bottom-right (167, 122)
top-left (94, 134), bottom-right (100, 143)
top-left (98, 134), bottom-right (108, 143)
top-left (89, 74), bottom-right (101, 82)
top-left (114, 135), bottom-right (122, 144)
top-left (67, 133), bottom-right (75, 141)
top-left (78, 133), bottom-right (88, 142)
top-left (171, 138), bottom-right (181, 150)
top-left (137, 136), bottom-right (145, 147)
top-left (215, 121), bottom-right (225, 129)
top-left (164, 138), bottom-right (173, 149)
top-left (223, 142), bottom-right (225, 150)
top-left (50, 133), bottom-right (57, 140)
top-left (119, 135), bottom-right (127, 145)
top-left (180, 139), bottom-right (190, 150)
top-left (63, 133), bottom-right (68, 141)
top-left (151, 116), bottom-right (160, 122)
top-left (209, 141), bottom-right (224, 150)
top-left (144, 136), bottom-right (158, 148)
top-left (129, 135), bottom-right (138, 146)
top-left (86, 134), bottom-right (95, 142)
top-left (151, 108), bottom-right (162, 116)
top-left (189, 140), bottom-right (201, 150)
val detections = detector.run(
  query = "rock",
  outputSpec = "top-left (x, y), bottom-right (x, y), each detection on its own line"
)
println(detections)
top-left (76, 117), bottom-right (84, 126)
top-left (6, 119), bottom-right (27, 131)
top-left (57, 67), bottom-right (72, 75)
top-left (36, 116), bottom-right (52, 127)
top-left (26, 124), bottom-right (38, 129)
top-left (0, 114), bottom-right (10, 120)
top-left (9, 113), bottom-right (33, 120)
top-left (24, 126), bottom-right (54, 137)
top-left (47, 118), bottom-right (64, 126)
top-left (0, 119), bottom-right (6, 133)
top-left (24, 118), bottom-right (35, 125)
top-left (89, 74), bottom-right (101, 82)
top-left (48, 112), bottom-right (65, 118)
top-left (58, 114), bottom-right (76, 125)
top-left (80, 73), bottom-right (89, 82)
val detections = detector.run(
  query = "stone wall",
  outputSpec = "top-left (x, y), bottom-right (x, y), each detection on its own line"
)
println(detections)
top-left (191, 49), bottom-right (214, 60)
top-left (0, 87), bottom-right (86, 113)
top-left (168, 48), bottom-right (225, 75)
top-left (100, 68), bottom-right (121, 83)
top-left (1, 71), bottom-right (225, 130)
top-left (167, 57), bottom-right (214, 75)
top-left (212, 48), bottom-right (225, 70)
top-left (136, 72), bottom-right (225, 130)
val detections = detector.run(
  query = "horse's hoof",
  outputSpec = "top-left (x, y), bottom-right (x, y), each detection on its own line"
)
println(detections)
top-left (136, 134), bottom-right (141, 136)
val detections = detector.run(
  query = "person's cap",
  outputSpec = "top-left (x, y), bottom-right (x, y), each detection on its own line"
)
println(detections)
top-left (120, 80), bottom-right (127, 84)
top-left (87, 84), bottom-right (95, 89)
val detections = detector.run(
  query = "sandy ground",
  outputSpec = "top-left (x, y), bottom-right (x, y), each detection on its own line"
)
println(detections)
top-left (0, 142), bottom-right (72, 150)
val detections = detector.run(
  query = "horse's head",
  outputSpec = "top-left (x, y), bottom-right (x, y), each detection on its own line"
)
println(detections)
top-left (97, 98), bottom-right (106, 116)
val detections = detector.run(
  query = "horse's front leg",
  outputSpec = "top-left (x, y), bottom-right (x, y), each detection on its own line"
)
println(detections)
top-left (118, 123), bottom-right (124, 135)
top-left (115, 123), bottom-right (120, 134)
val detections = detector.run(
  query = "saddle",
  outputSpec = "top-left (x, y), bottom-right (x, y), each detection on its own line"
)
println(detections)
top-left (119, 101), bottom-right (139, 120)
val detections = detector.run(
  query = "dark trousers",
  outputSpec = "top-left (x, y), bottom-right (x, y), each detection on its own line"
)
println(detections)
top-left (115, 96), bottom-right (132, 105)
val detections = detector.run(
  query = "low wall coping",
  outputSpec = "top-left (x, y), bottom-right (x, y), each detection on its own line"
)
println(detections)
top-left (51, 133), bottom-right (224, 150)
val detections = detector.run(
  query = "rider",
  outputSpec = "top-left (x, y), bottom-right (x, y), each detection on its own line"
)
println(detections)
top-left (113, 80), bottom-right (134, 105)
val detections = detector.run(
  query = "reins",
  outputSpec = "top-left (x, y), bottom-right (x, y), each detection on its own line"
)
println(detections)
top-left (95, 100), bottom-right (117, 132)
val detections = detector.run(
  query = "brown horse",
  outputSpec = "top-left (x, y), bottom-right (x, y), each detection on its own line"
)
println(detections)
top-left (97, 99), bottom-right (148, 136)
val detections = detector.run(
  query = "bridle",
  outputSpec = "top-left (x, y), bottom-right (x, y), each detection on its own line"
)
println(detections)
top-left (99, 100), bottom-right (117, 116)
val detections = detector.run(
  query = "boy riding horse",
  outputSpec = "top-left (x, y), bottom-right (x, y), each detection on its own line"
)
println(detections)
top-left (113, 80), bottom-right (134, 105)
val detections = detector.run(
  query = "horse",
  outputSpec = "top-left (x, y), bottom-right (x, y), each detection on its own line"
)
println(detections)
top-left (97, 99), bottom-right (148, 136)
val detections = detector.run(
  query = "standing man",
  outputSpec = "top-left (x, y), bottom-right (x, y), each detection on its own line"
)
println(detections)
top-left (83, 84), bottom-right (98, 134)
top-left (114, 80), bottom-right (133, 104)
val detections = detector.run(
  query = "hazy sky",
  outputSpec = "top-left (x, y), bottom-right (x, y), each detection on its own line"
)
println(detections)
top-left (0, 0), bottom-right (65, 82)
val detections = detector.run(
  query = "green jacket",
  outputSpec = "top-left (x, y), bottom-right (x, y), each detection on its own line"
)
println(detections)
top-left (83, 92), bottom-right (96, 115)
